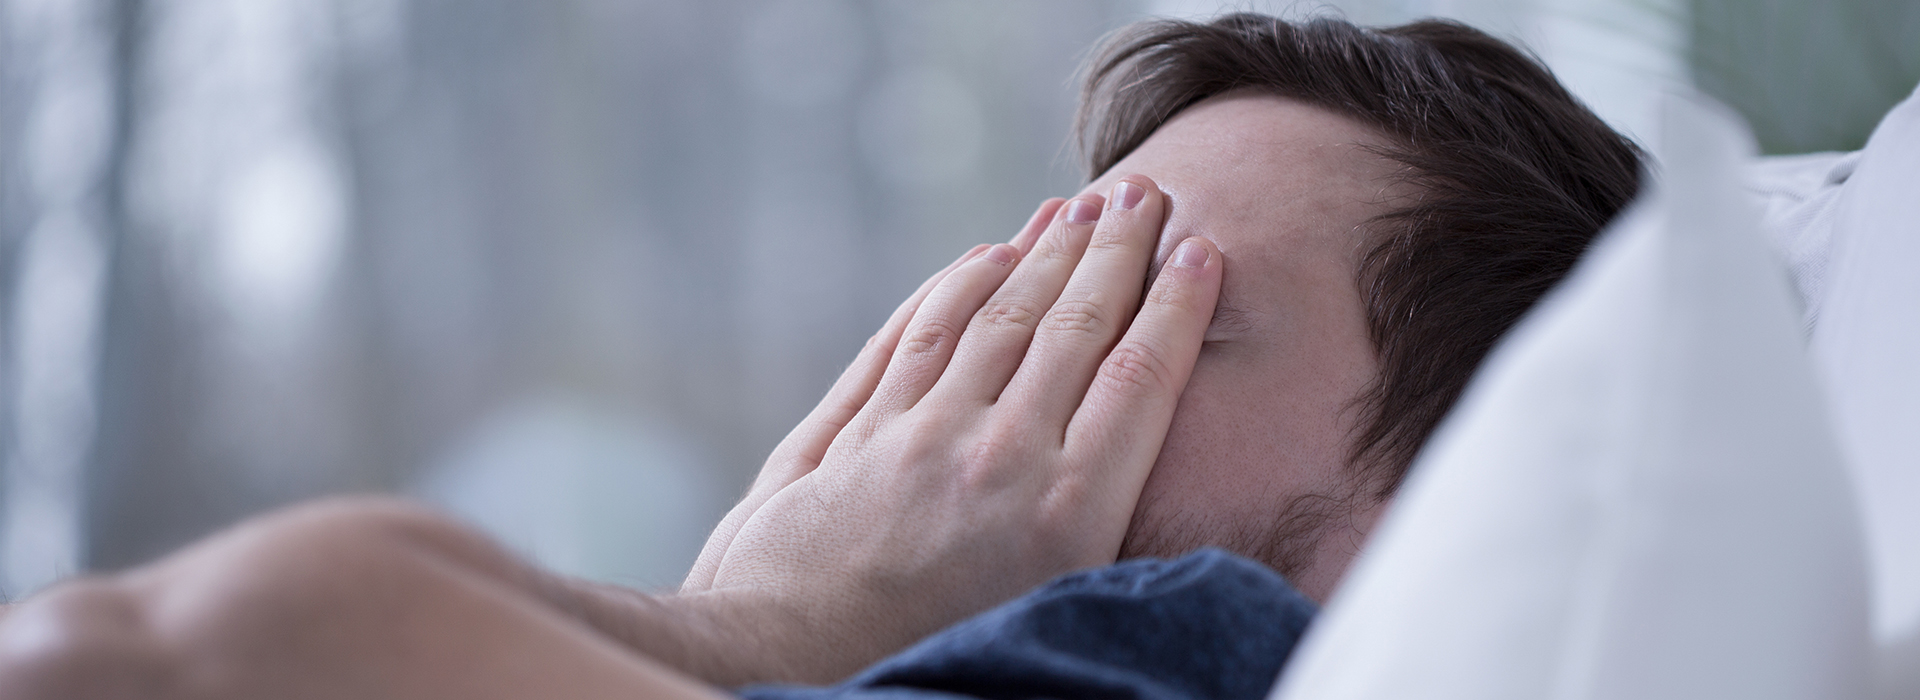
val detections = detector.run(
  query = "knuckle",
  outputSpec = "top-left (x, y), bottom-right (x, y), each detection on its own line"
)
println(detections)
top-left (1032, 237), bottom-right (1081, 265)
top-left (898, 414), bottom-right (950, 449)
top-left (835, 409), bottom-right (885, 448)
top-left (1032, 485), bottom-right (1086, 528)
top-left (982, 416), bottom-right (1034, 450)
top-left (1144, 275), bottom-right (1197, 309)
top-left (972, 300), bottom-right (1039, 333)
top-left (958, 434), bottom-right (1025, 490)
top-left (961, 434), bottom-right (1019, 471)
top-left (1084, 230), bottom-right (1137, 254)
top-left (897, 317), bottom-right (963, 357)
top-left (1097, 342), bottom-right (1175, 398)
top-left (883, 409), bottom-right (947, 447)
top-left (1040, 299), bottom-right (1110, 337)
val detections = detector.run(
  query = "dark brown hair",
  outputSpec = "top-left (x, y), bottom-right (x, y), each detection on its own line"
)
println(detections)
top-left (1078, 14), bottom-right (1643, 494)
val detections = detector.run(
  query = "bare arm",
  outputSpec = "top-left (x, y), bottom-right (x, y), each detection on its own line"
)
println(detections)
top-left (0, 498), bottom-right (734, 700)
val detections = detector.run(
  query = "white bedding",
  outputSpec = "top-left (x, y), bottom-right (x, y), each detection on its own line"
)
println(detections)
top-left (1269, 90), bottom-right (1871, 700)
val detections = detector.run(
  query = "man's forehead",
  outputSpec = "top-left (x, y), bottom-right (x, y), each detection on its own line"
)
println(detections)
top-left (1081, 93), bottom-right (1397, 245)
top-left (1082, 93), bottom-right (1400, 331)
top-left (1087, 92), bottom-right (1390, 180)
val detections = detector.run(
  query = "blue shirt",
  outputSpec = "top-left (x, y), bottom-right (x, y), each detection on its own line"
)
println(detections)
top-left (739, 548), bottom-right (1316, 700)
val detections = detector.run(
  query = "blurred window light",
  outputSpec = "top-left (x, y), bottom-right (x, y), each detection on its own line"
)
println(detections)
top-left (131, 0), bottom-right (349, 339)
top-left (214, 138), bottom-right (348, 334)
top-left (2, 0), bottom-right (119, 598)
top-left (410, 395), bottom-right (723, 589)
top-left (5, 213), bottom-right (107, 597)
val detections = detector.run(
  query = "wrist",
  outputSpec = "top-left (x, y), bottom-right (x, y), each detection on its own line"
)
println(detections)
top-left (543, 579), bottom-right (889, 687)
top-left (664, 586), bottom-right (903, 686)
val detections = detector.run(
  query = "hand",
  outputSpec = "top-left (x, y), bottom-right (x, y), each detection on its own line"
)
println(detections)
top-left (681, 198), bottom-right (1066, 594)
top-left (688, 176), bottom-right (1224, 682)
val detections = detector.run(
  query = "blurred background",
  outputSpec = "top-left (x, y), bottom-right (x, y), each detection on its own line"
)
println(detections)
top-left (1, 0), bottom-right (1914, 598)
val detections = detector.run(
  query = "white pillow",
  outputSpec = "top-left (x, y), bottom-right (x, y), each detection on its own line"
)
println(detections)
top-left (1744, 149), bottom-right (1858, 330)
top-left (1809, 81), bottom-right (1920, 699)
top-left (1268, 93), bottom-right (1871, 700)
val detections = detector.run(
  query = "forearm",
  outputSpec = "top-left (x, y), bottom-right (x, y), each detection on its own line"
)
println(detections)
top-left (547, 575), bottom-right (923, 686)
top-left (532, 579), bottom-right (779, 685)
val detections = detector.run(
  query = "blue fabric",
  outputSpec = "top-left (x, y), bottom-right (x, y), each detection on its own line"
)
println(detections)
top-left (738, 548), bottom-right (1316, 700)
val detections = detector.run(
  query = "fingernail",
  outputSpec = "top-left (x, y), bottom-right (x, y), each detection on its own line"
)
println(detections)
top-left (1171, 239), bottom-right (1209, 268)
top-left (1066, 199), bottom-right (1101, 224)
top-left (1013, 199), bottom-right (1063, 243)
top-left (1111, 181), bottom-right (1144, 211)
top-left (983, 244), bottom-right (1015, 265)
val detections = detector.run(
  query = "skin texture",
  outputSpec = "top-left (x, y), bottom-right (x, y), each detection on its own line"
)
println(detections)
top-left (1085, 93), bottom-right (1403, 600)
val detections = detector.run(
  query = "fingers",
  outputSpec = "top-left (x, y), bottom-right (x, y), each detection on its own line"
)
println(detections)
top-left (1066, 236), bottom-right (1221, 496)
top-left (867, 243), bottom-right (1023, 414)
top-left (781, 244), bottom-right (989, 465)
top-left (797, 195), bottom-right (1060, 456)
top-left (686, 196), bottom-right (1065, 593)
top-left (1011, 198), bottom-right (1067, 255)
top-left (1001, 176), bottom-right (1168, 429)
top-left (682, 242), bottom-right (987, 593)
top-left (932, 195), bottom-right (1104, 405)
top-left (754, 242), bottom-right (989, 485)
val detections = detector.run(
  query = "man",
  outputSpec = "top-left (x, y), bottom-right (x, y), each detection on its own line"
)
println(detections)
top-left (1079, 13), bottom-right (1642, 599)
top-left (0, 13), bottom-right (1639, 700)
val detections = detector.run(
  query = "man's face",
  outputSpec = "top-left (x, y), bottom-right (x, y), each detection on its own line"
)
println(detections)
top-left (1079, 93), bottom-right (1400, 600)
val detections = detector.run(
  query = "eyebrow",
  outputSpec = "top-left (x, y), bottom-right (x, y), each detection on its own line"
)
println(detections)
top-left (1143, 257), bottom-right (1253, 335)
top-left (1206, 294), bottom-right (1255, 335)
